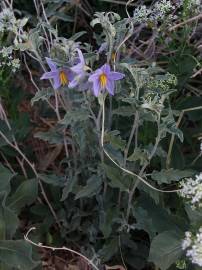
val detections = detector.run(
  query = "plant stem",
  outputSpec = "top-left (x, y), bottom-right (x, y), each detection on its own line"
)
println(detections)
top-left (118, 112), bottom-right (139, 207)
top-left (126, 129), bottom-right (161, 222)
top-left (25, 227), bottom-right (99, 270)
top-left (123, 112), bottom-right (139, 167)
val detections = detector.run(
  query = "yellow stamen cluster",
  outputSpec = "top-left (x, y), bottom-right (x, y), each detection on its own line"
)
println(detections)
top-left (59, 71), bottom-right (68, 86)
top-left (99, 73), bottom-right (107, 88)
top-left (111, 52), bottom-right (116, 62)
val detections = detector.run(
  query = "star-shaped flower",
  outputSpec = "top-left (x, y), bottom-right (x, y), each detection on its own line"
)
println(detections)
top-left (88, 64), bottom-right (125, 96)
top-left (40, 58), bottom-right (74, 90)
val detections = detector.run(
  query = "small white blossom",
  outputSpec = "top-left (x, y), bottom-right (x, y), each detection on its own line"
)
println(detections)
top-left (150, 0), bottom-right (174, 22)
top-left (180, 173), bottom-right (202, 209)
top-left (11, 58), bottom-right (20, 72)
top-left (0, 46), bottom-right (13, 58)
top-left (182, 231), bottom-right (192, 249)
top-left (133, 0), bottom-right (177, 24)
top-left (183, 228), bottom-right (202, 267)
top-left (133, 5), bottom-right (151, 23)
top-left (0, 46), bottom-right (20, 72)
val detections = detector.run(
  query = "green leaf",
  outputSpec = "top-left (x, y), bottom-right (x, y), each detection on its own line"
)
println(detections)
top-left (103, 164), bottom-right (130, 191)
top-left (134, 193), bottom-right (187, 239)
top-left (0, 121), bottom-right (15, 147)
top-left (185, 204), bottom-right (202, 226)
top-left (139, 109), bottom-right (157, 122)
top-left (28, 29), bottom-right (43, 52)
top-left (160, 112), bottom-right (184, 142)
top-left (60, 109), bottom-right (89, 127)
top-left (0, 192), bottom-right (18, 240)
top-left (128, 148), bottom-right (149, 166)
top-left (39, 174), bottom-right (66, 187)
top-left (176, 97), bottom-right (202, 121)
top-left (105, 130), bottom-right (126, 151)
top-left (149, 231), bottom-right (183, 270)
top-left (170, 144), bottom-right (185, 169)
top-left (0, 240), bottom-right (39, 270)
top-left (113, 106), bottom-right (135, 116)
top-left (99, 207), bottom-right (119, 238)
top-left (104, 144), bottom-right (123, 165)
top-left (0, 163), bottom-right (15, 193)
top-left (151, 169), bottom-right (195, 184)
top-left (75, 175), bottom-right (102, 199)
top-left (61, 176), bottom-right (78, 201)
top-left (7, 179), bottom-right (38, 213)
top-left (98, 238), bottom-right (119, 262)
top-left (31, 88), bottom-right (54, 105)
top-left (34, 129), bottom-right (64, 144)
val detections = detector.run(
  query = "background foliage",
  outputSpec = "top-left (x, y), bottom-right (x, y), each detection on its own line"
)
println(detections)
top-left (0, 0), bottom-right (202, 269)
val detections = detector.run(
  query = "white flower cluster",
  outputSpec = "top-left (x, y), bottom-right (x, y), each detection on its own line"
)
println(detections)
top-left (0, 46), bottom-right (13, 58)
top-left (182, 228), bottom-right (202, 267)
top-left (151, 0), bottom-right (174, 21)
top-left (0, 46), bottom-right (20, 72)
top-left (133, 0), bottom-right (175, 24)
top-left (180, 173), bottom-right (202, 209)
top-left (0, 8), bottom-right (28, 72)
top-left (133, 5), bottom-right (151, 23)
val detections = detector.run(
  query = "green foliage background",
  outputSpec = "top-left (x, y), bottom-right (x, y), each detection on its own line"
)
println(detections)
top-left (0, 0), bottom-right (202, 269)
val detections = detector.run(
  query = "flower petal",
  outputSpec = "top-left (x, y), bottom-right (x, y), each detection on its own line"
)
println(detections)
top-left (106, 79), bottom-right (115, 95)
top-left (71, 63), bottom-right (83, 74)
top-left (109, 71), bottom-right (125, 81)
top-left (77, 49), bottom-right (85, 65)
top-left (102, 63), bottom-right (110, 74)
top-left (53, 75), bottom-right (61, 90)
top-left (71, 49), bottom-right (85, 74)
top-left (92, 79), bottom-right (100, 97)
top-left (69, 77), bottom-right (79, 88)
top-left (40, 71), bottom-right (58, 80)
top-left (45, 57), bottom-right (57, 71)
top-left (88, 72), bottom-right (100, 82)
top-left (66, 69), bottom-right (75, 82)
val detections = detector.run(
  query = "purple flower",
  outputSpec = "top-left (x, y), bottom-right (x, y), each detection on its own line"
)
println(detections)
top-left (88, 64), bottom-right (125, 97)
top-left (71, 49), bottom-right (85, 75)
top-left (40, 58), bottom-right (74, 90)
top-left (69, 49), bottom-right (88, 89)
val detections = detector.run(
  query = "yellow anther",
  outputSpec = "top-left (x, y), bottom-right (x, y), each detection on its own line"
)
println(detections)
top-left (99, 73), bottom-right (107, 88)
top-left (111, 52), bottom-right (116, 62)
top-left (59, 71), bottom-right (68, 86)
